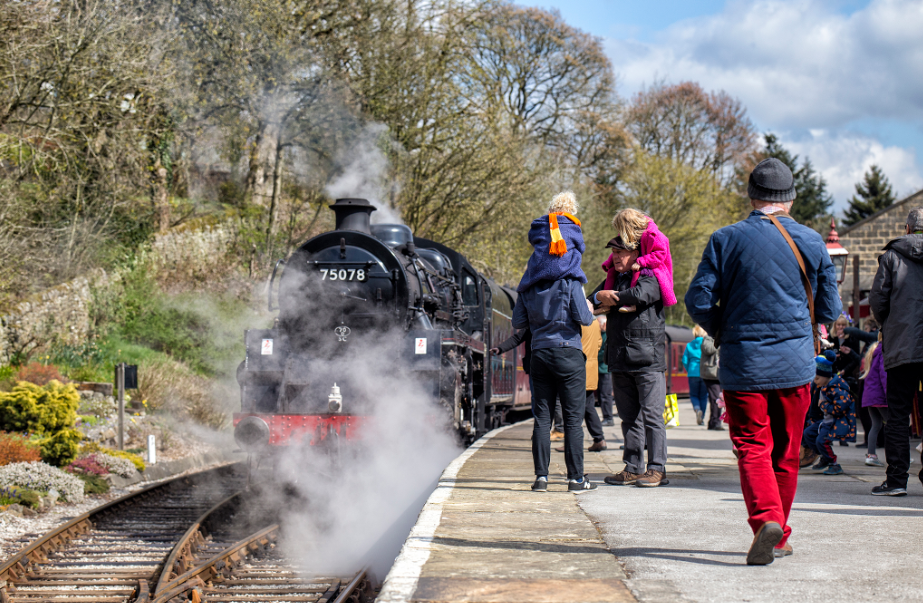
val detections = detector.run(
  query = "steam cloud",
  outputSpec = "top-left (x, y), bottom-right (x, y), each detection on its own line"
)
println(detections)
top-left (261, 330), bottom-right (462, 581)
top-left (325, 122), bottom-right (405, 225)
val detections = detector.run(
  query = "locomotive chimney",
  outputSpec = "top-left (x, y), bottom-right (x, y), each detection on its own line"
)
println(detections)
top-left (330, 198), bottom-right (376, 234)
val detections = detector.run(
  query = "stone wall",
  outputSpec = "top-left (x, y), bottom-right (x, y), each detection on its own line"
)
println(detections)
top-left (149, 224), bottom-right (234, 276)
top-left (838, 188), bottom-right (923, 297)
top-left (0, 223), bottom-right (236, 364)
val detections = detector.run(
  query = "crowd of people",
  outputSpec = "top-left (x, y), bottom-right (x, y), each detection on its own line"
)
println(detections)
top-left (496, 158), bottom-right (922, 565)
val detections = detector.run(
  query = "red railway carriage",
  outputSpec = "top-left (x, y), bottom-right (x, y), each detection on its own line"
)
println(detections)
top-left (665, 325), bottom-right (694, 397)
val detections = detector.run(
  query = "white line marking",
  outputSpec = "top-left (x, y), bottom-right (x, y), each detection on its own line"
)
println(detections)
top-left (376, 421), bottom-right (522, 602)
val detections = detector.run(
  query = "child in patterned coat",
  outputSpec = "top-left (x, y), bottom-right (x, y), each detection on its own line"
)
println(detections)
top-left (602, 209), bottom-right (676, 313)
top-left (803, 353), bottom-right (857, 475)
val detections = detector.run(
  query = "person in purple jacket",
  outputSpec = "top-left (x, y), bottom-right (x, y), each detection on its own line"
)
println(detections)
top-left (860, 335), bottom-right (887, 467)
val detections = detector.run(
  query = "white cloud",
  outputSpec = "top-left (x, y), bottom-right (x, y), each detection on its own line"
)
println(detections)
top-left (604, 0), bottom-right (923, 207)
top-left (782, 130), bottom-right (923, 211)
top-left (607, 0), bottom-right (923, 129)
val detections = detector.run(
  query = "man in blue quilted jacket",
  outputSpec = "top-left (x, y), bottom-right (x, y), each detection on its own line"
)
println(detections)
top-left (685, 158), bottom-right (841, 565)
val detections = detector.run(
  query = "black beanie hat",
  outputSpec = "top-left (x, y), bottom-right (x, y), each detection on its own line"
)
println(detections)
top-left (748, 158), bottom-right (796, 203)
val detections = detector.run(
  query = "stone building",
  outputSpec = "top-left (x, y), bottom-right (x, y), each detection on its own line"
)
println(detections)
top-left (837, 187), bottom-right (923, 304)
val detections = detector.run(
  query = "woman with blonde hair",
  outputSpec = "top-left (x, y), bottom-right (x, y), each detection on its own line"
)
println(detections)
top-left (683, 325), bottom-right (709, 425)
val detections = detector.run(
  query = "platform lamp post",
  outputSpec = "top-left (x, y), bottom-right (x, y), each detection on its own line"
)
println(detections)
top-left (825, 218), bottom-right (852, 318)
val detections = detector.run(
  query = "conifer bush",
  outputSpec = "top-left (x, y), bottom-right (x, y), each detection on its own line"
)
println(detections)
top-left (0, 381), bottom-right (82, 466)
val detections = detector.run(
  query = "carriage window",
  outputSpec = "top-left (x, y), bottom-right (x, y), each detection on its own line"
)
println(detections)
top-left (462, 273), bottom-right (478, 306)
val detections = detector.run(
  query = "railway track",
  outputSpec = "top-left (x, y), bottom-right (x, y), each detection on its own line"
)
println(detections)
top-left (0, 463), bottom-right (246, 603)
top-left (0, 463), bottom-right (374, 603)
top-left (151, 497), bottom-right (373, 603)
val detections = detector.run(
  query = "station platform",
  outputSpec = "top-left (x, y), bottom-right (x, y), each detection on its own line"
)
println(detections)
top-left (378, 404), bottom-right (923, 603)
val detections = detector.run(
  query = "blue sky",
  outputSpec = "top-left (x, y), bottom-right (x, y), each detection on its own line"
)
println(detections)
top-left (523, 0), bottom-right (923, 213)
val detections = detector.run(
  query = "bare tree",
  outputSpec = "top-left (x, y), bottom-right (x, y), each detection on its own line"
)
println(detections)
top-left (0, 0), bottom-right (171, 302)
top-left (627, 81), bottom-right (756, 185)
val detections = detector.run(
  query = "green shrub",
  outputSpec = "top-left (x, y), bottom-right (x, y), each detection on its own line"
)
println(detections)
top-left (0, 486), bottom-right (42, 509)
top-left (0, 380), bottom-right (79, 434)
top-left (76, 473), bottom-right (110, 495)
top-left (0, 381), bottom-right (81, 466)
top-left (37, 428), bottom-right (82, 467)
top-left (17, 488), bottom-right (41, 509)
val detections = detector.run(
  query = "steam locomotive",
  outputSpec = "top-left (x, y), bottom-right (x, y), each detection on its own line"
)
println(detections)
top-left (233, 199), bottom-right (531, 454)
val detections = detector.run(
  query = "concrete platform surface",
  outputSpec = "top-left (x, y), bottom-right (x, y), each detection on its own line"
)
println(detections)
top-left (379, 404), bottom-right (923, 603)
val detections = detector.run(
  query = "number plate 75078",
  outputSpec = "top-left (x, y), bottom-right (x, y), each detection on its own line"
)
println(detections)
top-left (319, 268), bottom-right (367, 282)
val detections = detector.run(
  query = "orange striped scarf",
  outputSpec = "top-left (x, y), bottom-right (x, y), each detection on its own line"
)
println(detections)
top-left (548, 212), bottom-right (581, 256)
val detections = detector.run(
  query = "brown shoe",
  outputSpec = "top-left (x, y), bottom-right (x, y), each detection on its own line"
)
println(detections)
top-left (550, 430), bottom-right (565, 441)
top-left (635, 469), bottom-right (668, 487)
top-left (588, 440), bottom-right (607, 452)
top-left (554, 446), bottom-right (565, 453)
top-left (747, 522), bottom-right (784, 565)
top-left (773, 541), bottom-right (793, 558)
top-left (799, 446), bottom-right (819, 468)
top-left (604, 470), bottom-right (641, 486)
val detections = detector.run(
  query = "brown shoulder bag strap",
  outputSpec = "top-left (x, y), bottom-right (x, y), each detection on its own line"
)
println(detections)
top-left (766, 214), bottom-right (821, 356)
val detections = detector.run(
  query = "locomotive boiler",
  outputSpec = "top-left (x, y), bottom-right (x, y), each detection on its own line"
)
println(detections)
top-left (233, 198), bottom-right (531, 454)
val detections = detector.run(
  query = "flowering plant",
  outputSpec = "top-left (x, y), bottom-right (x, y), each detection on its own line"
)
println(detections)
top-left (93, 452), bottom-right (136, 478)
top-left (0, 461), bottom-right (84, 502)
top-left (67, 456), bottom-right (108, 476)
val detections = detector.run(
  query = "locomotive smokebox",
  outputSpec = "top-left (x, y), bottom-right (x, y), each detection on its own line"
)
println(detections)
top-left (331, 198), bottom-right (376, 234)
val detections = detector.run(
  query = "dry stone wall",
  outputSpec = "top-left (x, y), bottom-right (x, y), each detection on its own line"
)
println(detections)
top-left (838, 189), bottom-right (923, 296)
top-left (0, 224), bottom-right (236, 364)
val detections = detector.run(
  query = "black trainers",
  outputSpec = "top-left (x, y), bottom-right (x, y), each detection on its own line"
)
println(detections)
top-left (531, 477), bottom-right (548, 492)
top-left (568, 475), bottom-right (597, 493)
top-left (810, 458), bottom-right (830, 472)
top-left (871, 481), bottom-right (907, 496)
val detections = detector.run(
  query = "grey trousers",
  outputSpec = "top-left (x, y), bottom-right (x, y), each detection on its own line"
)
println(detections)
top-left (612, 371), bottom-right (667, 474)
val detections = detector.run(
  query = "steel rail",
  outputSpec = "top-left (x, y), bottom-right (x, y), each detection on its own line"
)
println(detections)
top-left (332, 568), bottom-right (372, 603)
top-left (150, 524), bottom-right (279, 603)
top-left (0, 462), bottom-right (240, 587)
top-left (152, 491), bottom-right (243, 596)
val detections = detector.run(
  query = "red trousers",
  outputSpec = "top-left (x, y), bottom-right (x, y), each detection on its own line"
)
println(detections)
top-left (724, 385), bottom-right (810, 547)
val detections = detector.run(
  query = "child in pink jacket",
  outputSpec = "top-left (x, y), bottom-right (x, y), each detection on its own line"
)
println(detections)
top-left (602, 209), bottom-right (676, 312)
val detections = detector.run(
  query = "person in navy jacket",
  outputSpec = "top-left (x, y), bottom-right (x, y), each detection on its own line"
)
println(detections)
top-left (513, 191), bottom-right (596, 493)
top-left (685, 158), bottom-right (841, 565)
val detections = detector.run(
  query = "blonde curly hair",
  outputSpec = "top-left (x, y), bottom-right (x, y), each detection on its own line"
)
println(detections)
top-left (612, 208), bottom-right (650, 249)
top-left (548, 191), bottom-right (578, 215)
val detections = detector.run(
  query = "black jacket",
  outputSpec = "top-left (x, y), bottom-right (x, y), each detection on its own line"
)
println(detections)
top-left (495, 329), bottom-right (532, 374)
top-left (591, 273), bottom-right (665, 373)
top-left (826, 333), bottom-right (862, 378)
top-left (870, 233), bottom-right (923, 370)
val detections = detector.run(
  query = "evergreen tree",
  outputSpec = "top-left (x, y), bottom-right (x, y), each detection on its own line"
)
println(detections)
top-left (843, 164), bottom-right (895, 226)
top-left (760, 133), bottom-right (833, 232)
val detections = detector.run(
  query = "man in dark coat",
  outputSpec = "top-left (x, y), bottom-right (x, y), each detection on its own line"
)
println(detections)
top-left (685, 158), bottom-right (841, 565)
top-left (513, 193), bottom-right (597, 493)
top-left (590, 235), bottom-right (668, 488)
top-left (869, 206), bottom-right (923, 496)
